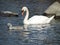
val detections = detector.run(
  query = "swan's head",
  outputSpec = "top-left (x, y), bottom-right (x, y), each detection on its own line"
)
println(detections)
top-left (21, 6), bottom-right (28, 16)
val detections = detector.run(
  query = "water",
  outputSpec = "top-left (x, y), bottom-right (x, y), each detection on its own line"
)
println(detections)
top-left (0, 0), bottom-right (60, 45)
top-left (0, 17), bottom-right (60, 45)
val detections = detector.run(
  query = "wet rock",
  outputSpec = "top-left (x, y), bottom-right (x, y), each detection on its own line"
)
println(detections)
top-left (0, 11), bottom-right (18, 17)
top-left (45, 1), bottom-right (60, 15)
top-left (44, 1), bottom-right (60, 19)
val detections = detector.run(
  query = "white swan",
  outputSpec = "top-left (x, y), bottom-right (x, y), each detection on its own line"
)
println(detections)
top-left (22, 6), bottom-right (55, 24)
top-left (7, 23), bottom-right (23, 30)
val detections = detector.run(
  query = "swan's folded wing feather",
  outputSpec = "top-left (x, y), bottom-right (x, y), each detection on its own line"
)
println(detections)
top-left (28, 15), bottom-right (49, 24)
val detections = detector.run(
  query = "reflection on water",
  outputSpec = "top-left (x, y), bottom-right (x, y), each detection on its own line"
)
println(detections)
top-left (7, 23), bottom-right (60, 45)
top-left (23, 24), bottom-right (50, 31)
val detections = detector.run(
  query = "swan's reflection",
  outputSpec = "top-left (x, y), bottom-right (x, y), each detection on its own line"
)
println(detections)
top-left (22, 24), bottom-right (51, 37)
top-left (22, 24), bottom-right (54, 43)
top-left (23, 24), bottom-right (51, 31)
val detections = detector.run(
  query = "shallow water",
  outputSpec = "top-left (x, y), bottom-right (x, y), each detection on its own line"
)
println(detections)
top-left (0, 0), bottom-right (60, 45)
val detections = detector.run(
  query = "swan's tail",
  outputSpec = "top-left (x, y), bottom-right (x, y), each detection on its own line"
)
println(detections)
top-left (47, 15), bottom-right (55, 23)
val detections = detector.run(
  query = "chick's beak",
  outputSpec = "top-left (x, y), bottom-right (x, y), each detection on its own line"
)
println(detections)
top-left (22, 10), bottom-right (24, 16)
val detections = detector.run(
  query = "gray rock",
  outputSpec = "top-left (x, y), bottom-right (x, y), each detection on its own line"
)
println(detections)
top-left (45, 1), bottom-right (60, 15)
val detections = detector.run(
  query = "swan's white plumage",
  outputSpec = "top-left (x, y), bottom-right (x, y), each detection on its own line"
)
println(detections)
top-left (22, 6), bottom-right (55, 24)
top-left (28, 15), bottom-right (49, 24)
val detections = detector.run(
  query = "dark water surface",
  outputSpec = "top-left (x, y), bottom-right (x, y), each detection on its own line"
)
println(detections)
top-left (0, 0), bottom-right (60, 45)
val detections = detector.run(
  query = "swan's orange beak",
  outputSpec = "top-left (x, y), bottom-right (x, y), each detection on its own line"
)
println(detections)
top-left (22, 10), bottom-right (24, 16)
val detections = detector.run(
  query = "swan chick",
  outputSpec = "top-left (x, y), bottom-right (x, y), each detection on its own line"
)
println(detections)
top-left (7, 23), bottom-right (23, 30)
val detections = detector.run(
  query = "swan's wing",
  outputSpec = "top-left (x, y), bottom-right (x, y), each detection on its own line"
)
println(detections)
top-left (29, 15), bottom-right (49, 21)
top-left (28, 15), bottom-right (49, 24)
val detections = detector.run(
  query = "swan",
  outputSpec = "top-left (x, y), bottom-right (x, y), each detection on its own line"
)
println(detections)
top-left (7, 23), bottom-right (23, 30)
top-left (21, 6), bottom-right (55, 24)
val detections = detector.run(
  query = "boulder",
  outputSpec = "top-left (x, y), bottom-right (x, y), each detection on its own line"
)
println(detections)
top-left (45, 1), bottom-right (60, 15)
top-left (0, 11), bottom-right (18, 17)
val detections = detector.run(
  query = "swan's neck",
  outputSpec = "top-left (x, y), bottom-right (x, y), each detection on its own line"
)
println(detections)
top-left (24, 9), bottom-right (29, 23)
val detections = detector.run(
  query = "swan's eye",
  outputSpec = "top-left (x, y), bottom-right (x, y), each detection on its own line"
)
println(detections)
top-left (22, 10), bottom-right (24, 16)
top-left (21, 10), bottom-right (24, 12)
